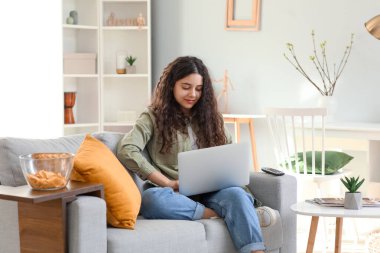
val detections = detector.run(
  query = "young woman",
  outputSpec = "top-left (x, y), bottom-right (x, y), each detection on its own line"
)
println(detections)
top-left (117, 56), bottom-right (265, 253)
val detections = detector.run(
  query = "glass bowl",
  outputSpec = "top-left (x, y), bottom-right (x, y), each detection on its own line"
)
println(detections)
top-left (19, 153), bottom-right (75, 190)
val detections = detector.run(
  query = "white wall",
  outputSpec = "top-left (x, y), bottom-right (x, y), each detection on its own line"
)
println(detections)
top-left (152, 0), bottom-right (380, 120)
top-left (152, 0), bottom-right (380, 166)
top-left (0, 1), bottom-right (378, 140)
top-left (0, 1), bottom-right (62, 138)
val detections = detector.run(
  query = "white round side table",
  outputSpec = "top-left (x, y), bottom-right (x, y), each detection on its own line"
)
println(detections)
top-left (291, 202), bottom-right (380, 253)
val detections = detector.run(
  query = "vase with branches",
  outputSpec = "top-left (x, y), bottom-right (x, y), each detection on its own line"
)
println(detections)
top-left (284, 31), bottom-right (354, 96)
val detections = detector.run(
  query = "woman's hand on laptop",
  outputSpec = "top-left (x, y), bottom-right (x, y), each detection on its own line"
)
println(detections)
top-left (147, 171), bottom-right (179, 191)
top-left (168, 180), bottom-right (179, 191)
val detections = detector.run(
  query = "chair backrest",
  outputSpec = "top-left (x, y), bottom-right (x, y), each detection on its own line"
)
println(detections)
top-left (265, 107), bottom-right (327, 176)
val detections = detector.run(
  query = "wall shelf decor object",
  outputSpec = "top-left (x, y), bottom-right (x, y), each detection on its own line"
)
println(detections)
top-left (225, 0), bottom-right (261, 31)
top-left (64, 92), bottom-right (77, 124)
top-left (213, 70), bottom-right (234, 113)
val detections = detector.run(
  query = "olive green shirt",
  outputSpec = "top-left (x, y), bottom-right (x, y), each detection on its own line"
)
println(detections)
top-left (116, 108), bottom-right (233, 180)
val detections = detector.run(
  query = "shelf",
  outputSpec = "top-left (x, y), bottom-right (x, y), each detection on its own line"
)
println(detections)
top-left (63, 0), bottom-right (151, 136)
top-left (102, 26), bottom-right (148, 30)
top-left (63, 24), bottom-right (98, 30)
top-left (64, 123), bottom-right (99, 128)
top-left (102, 74), bottom-right (148, 78)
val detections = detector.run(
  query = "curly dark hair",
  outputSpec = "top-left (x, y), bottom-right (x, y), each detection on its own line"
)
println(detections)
top-left (150, 56), bottom-right (227, 153)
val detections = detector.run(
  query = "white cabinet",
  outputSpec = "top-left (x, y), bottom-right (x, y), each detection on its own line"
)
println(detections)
top-left (62, 0), bottom-right (151, 135)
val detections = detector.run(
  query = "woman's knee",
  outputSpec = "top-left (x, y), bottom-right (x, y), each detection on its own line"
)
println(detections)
top-left (218, 187), bottom-right (254, 206)
top-left (219, 186), bottom-right (248, 199)
top-left (141, 187), bottom-right (174, 215)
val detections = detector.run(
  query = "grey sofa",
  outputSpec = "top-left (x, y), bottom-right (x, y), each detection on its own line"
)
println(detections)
top-left (0, 132), bottom-right (297, 253)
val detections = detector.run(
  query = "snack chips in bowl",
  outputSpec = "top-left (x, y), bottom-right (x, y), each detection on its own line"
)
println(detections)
top-left (19, 153), bottom-right (74, 190)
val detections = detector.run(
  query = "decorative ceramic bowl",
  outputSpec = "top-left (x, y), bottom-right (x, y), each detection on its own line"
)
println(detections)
top-left (19, 153), bottom-right (75, 190)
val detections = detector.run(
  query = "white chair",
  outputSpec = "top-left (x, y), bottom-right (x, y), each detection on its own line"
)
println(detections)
top-left (265, 107), bottom-right (355, 251)
top-left (265, 107), bottom-right (350, 192)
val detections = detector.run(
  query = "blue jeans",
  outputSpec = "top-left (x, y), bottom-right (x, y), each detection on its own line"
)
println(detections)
top-left (141, 186), bottom-right (265, 253)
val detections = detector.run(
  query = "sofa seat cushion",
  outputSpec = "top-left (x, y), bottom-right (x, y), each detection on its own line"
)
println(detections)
top-left (196, 206), bottom-right (283, 252)
top-left (107, 218), bottom-right (208, 253)
top-left (195, 219), bottom-right (236, 253)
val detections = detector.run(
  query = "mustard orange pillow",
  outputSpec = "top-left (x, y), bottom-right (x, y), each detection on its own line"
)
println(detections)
top-left (72, 134), bottom-right (141, 229)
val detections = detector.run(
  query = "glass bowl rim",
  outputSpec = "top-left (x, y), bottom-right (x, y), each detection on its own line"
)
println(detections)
top-left (19, 152), bottom-right (75, 161)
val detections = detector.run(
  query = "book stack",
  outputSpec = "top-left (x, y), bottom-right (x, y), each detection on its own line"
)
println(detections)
top-left (307, 197), bottom-right (380, 207)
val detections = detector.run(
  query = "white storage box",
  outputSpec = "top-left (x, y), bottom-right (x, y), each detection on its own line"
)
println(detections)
top-left (63, 53), bottom-right (97, 74)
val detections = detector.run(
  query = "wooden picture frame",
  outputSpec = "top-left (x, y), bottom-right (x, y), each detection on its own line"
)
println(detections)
top-left (225, 0), bottom-right (261, 31)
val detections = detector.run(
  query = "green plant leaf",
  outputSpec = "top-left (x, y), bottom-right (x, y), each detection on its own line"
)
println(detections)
top-left (353, 178), bottom-right (365, 192)
top-left (350, 177), bottom-right (355, 187)
top-left (340, 177), bottom-right (350, 191)
top-left (341, 176), bottom-right (365, 192)
top-left (125, 55), bottom-right (137, 66)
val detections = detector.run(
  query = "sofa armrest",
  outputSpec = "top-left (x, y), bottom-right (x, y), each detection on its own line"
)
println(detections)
top-left (247, 172), bottom-right (297, 253)
top-left (0, 199), bottom-right (20, 253)
top-left (68, 196), bottom-right (107, 253)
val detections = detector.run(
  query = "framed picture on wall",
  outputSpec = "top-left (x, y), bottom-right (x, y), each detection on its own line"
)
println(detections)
top-left (225, 0), bottom-right (261, 31)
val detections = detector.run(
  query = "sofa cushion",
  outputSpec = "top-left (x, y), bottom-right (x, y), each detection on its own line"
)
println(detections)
top-left (195, 219), bottom-right (236, 253)
top-left (0, 135), bottom-right (85, 186)
top-left (289, 151), bottom-right (353, 174)
top-left (107, 218), bottom-right (208, 253)
top-left (73, 134), bottom-right (141, 229)
top-left (92, 132), bottom-right (124, 155)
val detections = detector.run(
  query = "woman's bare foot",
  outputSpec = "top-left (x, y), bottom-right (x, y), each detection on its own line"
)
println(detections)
top-left (202, 207), bottom-right (219, 219)
top-left (251, 251), bottom-right (264, 253)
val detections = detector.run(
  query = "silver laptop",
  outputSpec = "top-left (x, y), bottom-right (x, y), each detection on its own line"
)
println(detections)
top-left (178, 142), bottom-right (251, 196)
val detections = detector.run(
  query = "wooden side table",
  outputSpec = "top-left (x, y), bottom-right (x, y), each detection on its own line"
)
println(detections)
top-left (0, 181), bottom-right (103, 253)
top-left (291, 201), bottom-right (380, 253)
top-left (223, 114), bottom-right (266, 172)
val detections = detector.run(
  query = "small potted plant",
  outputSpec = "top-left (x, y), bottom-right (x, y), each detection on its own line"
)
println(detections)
top-left (340, 176), bottom-right (365, 210)
top-left (125, 55), bottom-right (137, 74)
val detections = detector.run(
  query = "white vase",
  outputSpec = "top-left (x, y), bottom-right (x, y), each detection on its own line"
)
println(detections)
top-left (344, 192), bottom-right (362, 210)
top-left (116, 51), bottom-right (127, 74)
top-left (318, 96), bottom-right (337, 122)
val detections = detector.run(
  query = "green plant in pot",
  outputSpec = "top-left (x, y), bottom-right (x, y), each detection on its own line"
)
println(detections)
top-left (340, 176), bottom-right (365, 210)
top-left (125, 55), bottom-right (137, 74)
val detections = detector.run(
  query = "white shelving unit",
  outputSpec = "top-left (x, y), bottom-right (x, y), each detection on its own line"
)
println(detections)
top-left (62, 0), bottom-right (151, 135)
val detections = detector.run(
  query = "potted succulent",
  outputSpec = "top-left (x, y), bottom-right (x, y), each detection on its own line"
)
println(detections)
top-left (125, 55), bottom-right (137, 74)
top-left (340, 176), bottom-right (365, 210)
